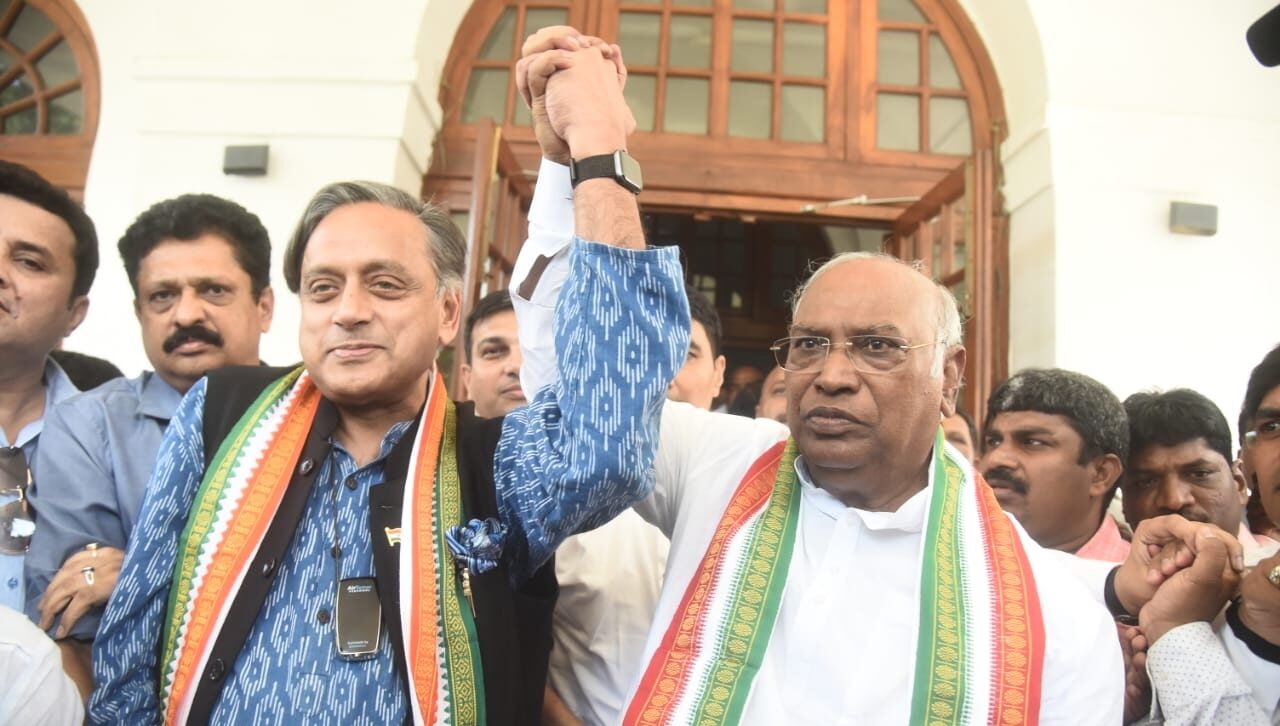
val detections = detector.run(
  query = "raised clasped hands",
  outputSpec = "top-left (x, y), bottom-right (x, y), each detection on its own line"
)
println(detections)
top-left (516, 25), bottom-right (635, 163)
top-left (1109, 515), bottom-right (1243, 645)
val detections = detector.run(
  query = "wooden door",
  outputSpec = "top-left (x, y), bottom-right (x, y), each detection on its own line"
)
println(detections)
top-left (886, 148), bottom-right (1007, 425)
top-left (423, 118), bottom-right (533, 396)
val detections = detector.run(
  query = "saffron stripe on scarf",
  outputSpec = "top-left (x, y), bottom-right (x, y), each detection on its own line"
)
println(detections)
top-left (161, 369), bottom-right (315, 723)
top-left (626, 427), bottom-right (1046, 726)
top-left (624, 440), bottom-right (788, 726)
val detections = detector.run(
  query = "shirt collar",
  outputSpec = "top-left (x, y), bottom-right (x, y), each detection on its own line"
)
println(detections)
top-left (137, 371), bottom-right (185, 422)
top-left (793, 452), bottom-right (934, 533)
top-left (44, 355), bottom-right (79, 404)
top-left (0, 357), bottom-right (80, 449)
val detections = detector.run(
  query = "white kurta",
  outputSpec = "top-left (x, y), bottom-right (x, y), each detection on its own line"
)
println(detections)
top-left (549, 511), bottom-right (670, 726)
top-left (513, 160), bottom-right (1124, 724)
top-left (630, 402), bottom-right (1123, 724)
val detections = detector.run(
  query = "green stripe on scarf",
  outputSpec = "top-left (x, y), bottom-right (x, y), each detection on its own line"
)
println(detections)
top-left (434, 400), bottom-right (486, 724)
top-left (910, 429), bottom-right (969, 725)
top-left (159, 367), bottom-right (302, 697)
top-left (692, 440), bottom-right (802, 725)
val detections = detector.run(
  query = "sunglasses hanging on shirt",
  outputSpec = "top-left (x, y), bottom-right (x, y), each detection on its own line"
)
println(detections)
top-left (0, 447), bottom-right (34, 555)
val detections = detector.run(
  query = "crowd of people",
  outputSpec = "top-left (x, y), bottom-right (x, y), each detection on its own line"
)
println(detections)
top-left (1, 24), bottom-right (1278, 726)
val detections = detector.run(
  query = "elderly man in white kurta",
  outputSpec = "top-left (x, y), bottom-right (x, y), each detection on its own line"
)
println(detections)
top-left (514, 28), bottom-right (1122, 725)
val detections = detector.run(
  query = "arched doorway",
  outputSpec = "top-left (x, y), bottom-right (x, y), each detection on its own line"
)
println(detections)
top-left (0, 0), bottom-right (99, 198)
top-left (425, 0), bottom-right (1007, 419)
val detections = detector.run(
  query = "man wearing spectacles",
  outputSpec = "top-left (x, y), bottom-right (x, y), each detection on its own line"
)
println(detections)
top-left (1121, 351), bottom-right (1280, 725)
top-left (518, 26), bottom-right (1121, 724)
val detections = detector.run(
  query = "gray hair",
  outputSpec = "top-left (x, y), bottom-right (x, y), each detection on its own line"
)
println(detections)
top-left (789, 251), bottom-right (963, 376)
top-left (283, 181), bottom-right (466, 296)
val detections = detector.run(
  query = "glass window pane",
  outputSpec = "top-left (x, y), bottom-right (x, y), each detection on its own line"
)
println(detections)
top-left (524, 8), bottom-right (569, 36)
top-left (950, 277), bottom-right (968, 315)
top-left (731, 19), bottom-right (773, 74)
top-left (478, 8), bottom-right (515, 60)
top-left (728, 80), bottom-right (771, 139)
top-left (669, 15), bottom-right (712, 69)
top-left (663, 77), bottom-right (708, 134)
top-left (784, 0), bottom-right (826, 13)
top-left (876, 92), bottom-right (919, 151)
top-left (733, 0), bottom-right (773, 10)
top-left (35, 39), bottom-right (77, 88)
top-left (878, 0), bottom-right (925, 23)
top-left (0, 75), bottom-right (33, 105)
top-left (512, 90), bottom-right (532, 126)
top-left (929, 96), bottom-right (971, 154)
top-left (625, 73), bottom-right (657, 132)
top-left (780, 84), bottom-right (823, 142)
top-left (7, 5), bottom-right (55, 52)
top-left (782, 23), bottom-right (824, 77)
top-left (877, 30), bottom-right (919, 86)
top-left (3, 105), bottom-right (36, 134)
top-left (48, 88), bottom-right (81, 134)
top-left (928, 34), bottom-right (961, 89)
top-left (675, 0), bottom-right (712, 7)
top-left (0, 48), bottom-right (13, 75)
top-left (462, 68), bottom-right (509, 124)
top-left (619, 12), bottom-right (661, 66)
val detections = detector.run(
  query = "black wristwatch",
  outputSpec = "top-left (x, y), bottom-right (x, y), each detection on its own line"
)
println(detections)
top-left (569, 150), bottom-right (643, 194)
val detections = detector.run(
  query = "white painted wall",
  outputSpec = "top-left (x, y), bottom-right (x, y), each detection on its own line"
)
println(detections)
top-left (1025, 0), bottom-right (1280, 431)
top-left (69, 0), bottom-right (448, 374)
top-left (62, 0), bottom-right (1280, 433)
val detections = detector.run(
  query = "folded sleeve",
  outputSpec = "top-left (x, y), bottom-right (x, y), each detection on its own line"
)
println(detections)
top-left (496, 237), bottom-right (689, 583)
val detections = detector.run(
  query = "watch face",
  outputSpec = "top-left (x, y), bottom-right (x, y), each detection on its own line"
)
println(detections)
top-left (619, 152), bottom-right (644, 193)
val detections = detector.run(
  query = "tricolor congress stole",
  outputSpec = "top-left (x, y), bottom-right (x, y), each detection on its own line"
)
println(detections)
top-left (624, 430), bottom-right (1045, 725)
top-left (158, 368), bottom-right (485, 725)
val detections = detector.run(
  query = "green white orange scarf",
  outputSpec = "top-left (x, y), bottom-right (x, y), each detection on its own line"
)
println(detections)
top-left (158, 368), bottom-right (484, 725)
top-left (623, 430), bottom-right (1045, 725)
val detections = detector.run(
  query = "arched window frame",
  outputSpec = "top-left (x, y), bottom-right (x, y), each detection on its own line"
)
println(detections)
top-left (434, 0), bottom-right (1005, 221)
top-left (0, 0), bottom-right (100, 197)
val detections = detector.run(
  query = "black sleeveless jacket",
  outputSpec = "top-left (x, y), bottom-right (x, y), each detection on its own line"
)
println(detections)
top-left (186, 365), bottom-right (557, 724)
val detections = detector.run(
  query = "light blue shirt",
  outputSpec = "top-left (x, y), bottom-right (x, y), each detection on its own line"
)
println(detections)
top-left (24, 371), bottom-right (183, 638)
top-left (89, 238), bottom-right (690, 724)
top-left (0, 358), bottom-right (78, 612)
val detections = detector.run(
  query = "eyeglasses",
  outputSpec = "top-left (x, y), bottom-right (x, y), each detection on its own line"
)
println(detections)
top-left (0, 447), bottom-right (33, 555)
top-left (770, 335), bottom-right (936, 374)
top-left (1244, 419), bottom-right (1280, 448)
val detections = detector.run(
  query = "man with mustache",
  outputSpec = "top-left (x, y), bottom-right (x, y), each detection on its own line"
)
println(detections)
top-left (90, 39), bottom-right (689, 723)
top-left (979, 368), bottom-right (1131, 562)
top-left (1122, 388), bottom-right (1277, 565)
top-left (23, 194), bottom-right (274, 693)
top-left (518, 28), bottom-right (1121, 723)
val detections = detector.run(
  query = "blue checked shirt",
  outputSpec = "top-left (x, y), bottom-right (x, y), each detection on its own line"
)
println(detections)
top-left (89, 237), bottom-right (690, 724)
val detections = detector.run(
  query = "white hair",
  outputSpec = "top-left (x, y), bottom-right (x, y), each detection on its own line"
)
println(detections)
top-left (788, 251), bottom-right (963, 376)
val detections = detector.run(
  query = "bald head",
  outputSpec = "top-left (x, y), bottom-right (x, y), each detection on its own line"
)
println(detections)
top-left (793, 252), bottom-right (962, 375)
top-left (784, 253), bottom-right (966, 510)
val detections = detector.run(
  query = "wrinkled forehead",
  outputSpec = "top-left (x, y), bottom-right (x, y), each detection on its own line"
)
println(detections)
top-left (791, 258), bottom-right (940, 338)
